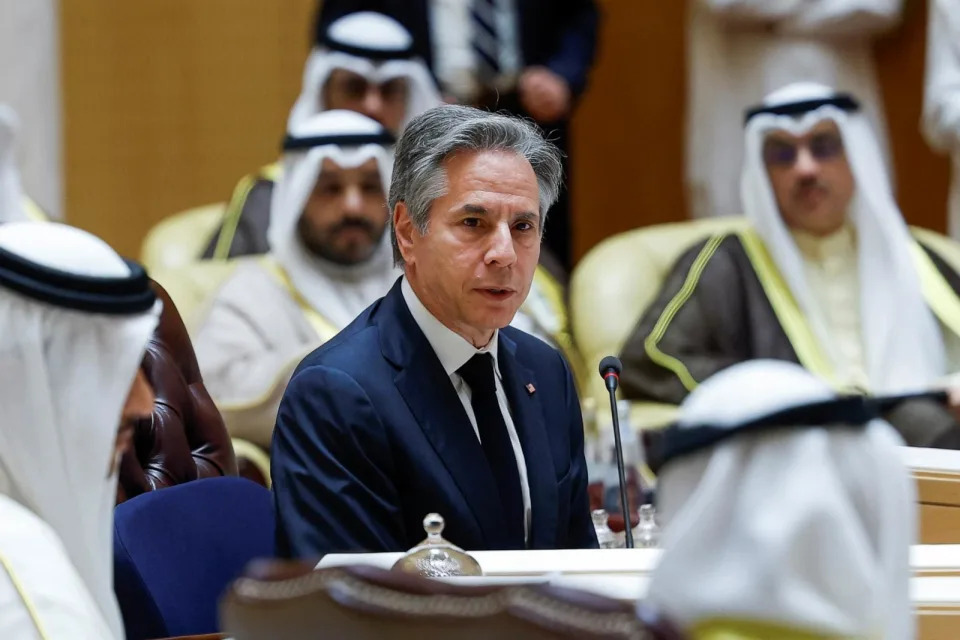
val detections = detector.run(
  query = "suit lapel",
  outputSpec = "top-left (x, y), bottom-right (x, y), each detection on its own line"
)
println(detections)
top-left (378, 282), bottom-right (508, 549)
top-left (497, 333), bottom-right (559, 549)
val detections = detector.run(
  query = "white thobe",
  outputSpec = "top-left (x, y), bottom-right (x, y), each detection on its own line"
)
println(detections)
top-left (688, 0), bottom-right (902, 219)
top-left (0, 496), bottom-right (115, 640)
top-left (923, 0), bottom-right (960, 239)
top-left (790, 225), bottom-right (960, 389)
top-left (195, 258), bottom-right (349, 449)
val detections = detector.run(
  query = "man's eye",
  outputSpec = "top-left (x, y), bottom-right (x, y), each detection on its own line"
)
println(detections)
top-left (514, 221), bottom-right (535, 232)
top-left (343, 79), bottom-right (368, 98)
top-left (315, 184), bottom-right (340, 196)
top-left (462, 218), bottom-right (480, 227)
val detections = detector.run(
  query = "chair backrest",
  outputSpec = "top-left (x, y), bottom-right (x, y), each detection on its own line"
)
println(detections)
top-left (150, 260), bottom-right (240, 333)
top-left (570, 218), bottom-right (748, 418)
top-left (114, 477), bottom-right (275, 640)
top-left (119, 281), bottom-right (238, 503)
top-left (220, 563), bottom-right (686, 640)
top-left (141, 203), bottom-right (226, 273)
top-left (570, 219), bottom-right (960, 428)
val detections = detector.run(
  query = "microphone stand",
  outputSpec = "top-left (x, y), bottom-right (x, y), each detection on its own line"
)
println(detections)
top-left (605, 374), bottom-right (634, 549)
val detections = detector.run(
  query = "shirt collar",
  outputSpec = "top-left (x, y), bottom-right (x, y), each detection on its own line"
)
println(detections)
top-left (401, 276), bottom-right (500, 376)
top-left (790, 221), bottom-right (856, 262)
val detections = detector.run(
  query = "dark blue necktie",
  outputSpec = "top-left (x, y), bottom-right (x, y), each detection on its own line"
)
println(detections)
top-left (470, 0), bottom-right (501, 83)
top-left (457, 353), bottom-right (524, 547)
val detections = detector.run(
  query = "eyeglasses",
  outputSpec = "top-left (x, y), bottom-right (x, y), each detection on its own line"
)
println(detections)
top-left (762, 132), bottom-right (845, 167)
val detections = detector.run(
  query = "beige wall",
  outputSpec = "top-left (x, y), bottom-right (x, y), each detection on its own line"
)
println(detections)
top-left (61, 0), bottom-right (315, 256)
top-left (60, 0), bottom-right (952, 261)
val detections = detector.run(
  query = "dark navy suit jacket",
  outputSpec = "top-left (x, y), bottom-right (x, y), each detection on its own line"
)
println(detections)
top-left (272, 279), bottom-right (598, 557)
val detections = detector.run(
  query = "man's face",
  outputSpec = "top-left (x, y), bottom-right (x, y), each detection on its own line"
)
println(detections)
top-left (111, 369), bottom-right (155, 477)
top-left (299, 157), bottom-right (388, 265)
top-left (395, 149), bottom-right (542, 347)
top-left (323, 68), bottom-right (408, 134)
top-left (763, 120), bottom-right (855, 236)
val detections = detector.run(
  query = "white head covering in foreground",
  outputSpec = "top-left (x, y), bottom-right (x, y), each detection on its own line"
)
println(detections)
top-left (646, 360), bottom-right (915, 640)
top-left (0, 222), bottom-right (160, 638)
top-left (269, 109), bottom-right (400, 328)
top-left (0, 105), bottom-right (28, 223)
top-left (288, 12), bottom-right (441, 131)
top-left (741, 82), bottom-right (944, 394)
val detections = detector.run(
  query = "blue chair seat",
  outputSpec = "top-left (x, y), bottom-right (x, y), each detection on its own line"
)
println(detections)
top-left (113, 477), bottom-right (274, 640)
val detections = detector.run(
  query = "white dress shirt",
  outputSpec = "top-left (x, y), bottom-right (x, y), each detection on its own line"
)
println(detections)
top-left (401, 277), bottom-right (531, 542)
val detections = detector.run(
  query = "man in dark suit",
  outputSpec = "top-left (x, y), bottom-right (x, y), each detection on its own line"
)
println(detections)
top-left (314, 0), bottom-right (601, 272)
top-left (272, 105), bottom-right (597, 557)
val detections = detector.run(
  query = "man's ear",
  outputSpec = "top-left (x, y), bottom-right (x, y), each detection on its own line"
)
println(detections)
top-left (393, 201), bottom-right (417, 266)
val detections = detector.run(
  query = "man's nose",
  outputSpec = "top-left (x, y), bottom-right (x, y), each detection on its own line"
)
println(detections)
top-left (485, 222), bottom-right (517, 266)
top-left (362, 88), bottom-right (385, 121)
top-left (343, 185), bottom-right (364, 212)
top-left (794, 146), bottom-right (820, 176)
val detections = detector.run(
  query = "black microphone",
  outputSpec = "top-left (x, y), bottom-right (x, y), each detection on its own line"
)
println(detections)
top-left (598, 356), bottom-right (634, 548)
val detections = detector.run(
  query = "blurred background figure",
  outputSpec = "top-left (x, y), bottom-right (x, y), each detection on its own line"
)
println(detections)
top-left (205, 11), bottom-right (441, 261)
top-left (195, 111), bottom-right (398, 450)
top-left (923, 0), bottom-right (960, 239)
top-left (0, 105), bottom-right (29, 223)
top-left (687, 0), bottom-right (902, 220)
top-left (619, 83), bottom-right (960, 447)
top-left (316, 0), bottom-right (601, 272)
top-left (0, 0), bottom-right (60, 219)
top-left (647, 360), bottom-right (914, 640)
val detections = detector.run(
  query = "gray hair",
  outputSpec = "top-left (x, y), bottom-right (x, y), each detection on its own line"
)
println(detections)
top-left (388, 105), bottom-right (563, 265)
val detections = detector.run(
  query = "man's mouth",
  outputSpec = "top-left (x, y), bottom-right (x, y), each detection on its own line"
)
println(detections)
top-left (477, 287), bottom-right (516, 300)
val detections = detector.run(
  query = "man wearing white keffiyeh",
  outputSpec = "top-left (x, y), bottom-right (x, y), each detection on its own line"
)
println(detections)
top-left (645, 360), bottom-right (915, 640)
top-left (195, 110), bottom-right (400, 449)
top-left (204, 11), bottom-right (442, 261)
top-left (0, 105), bottom-right (31, 224)
top-left (620, 82), bottom-right (960, 448)
top-left (0, 221), bottom-right (160, 639)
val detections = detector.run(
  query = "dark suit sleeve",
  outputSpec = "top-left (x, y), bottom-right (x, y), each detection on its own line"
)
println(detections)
top-left (545, 0), bottom-right (600, 99)
top-left (619, 238), bottom-right (748, 405)
top-left (272, 365), bottom-right (405, 558)
top-left (558, 350), bottom-right (599, 548)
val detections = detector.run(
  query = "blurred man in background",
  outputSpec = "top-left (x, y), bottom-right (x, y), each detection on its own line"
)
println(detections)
top-left (923, 0), bottom-right (960, 239)
top-left (621, 83), bottom-right (960, 448)
top-left (205, 11), bottom-right (441, 260)
top-left (195, 110), bottom-right (399, 449)
top-left (0, 105), bottom-right (36, 223)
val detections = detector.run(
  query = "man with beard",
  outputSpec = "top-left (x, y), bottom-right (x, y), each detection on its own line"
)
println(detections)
top-left (204, 11), bottom-right (441, 261)
top-left (620, 83), bottom-right (960, 448)
top-left (195, 110), bottom-right (400, 449)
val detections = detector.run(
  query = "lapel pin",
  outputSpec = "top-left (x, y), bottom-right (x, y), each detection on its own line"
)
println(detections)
top-left (525, 383), bottom-right (536, 395)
